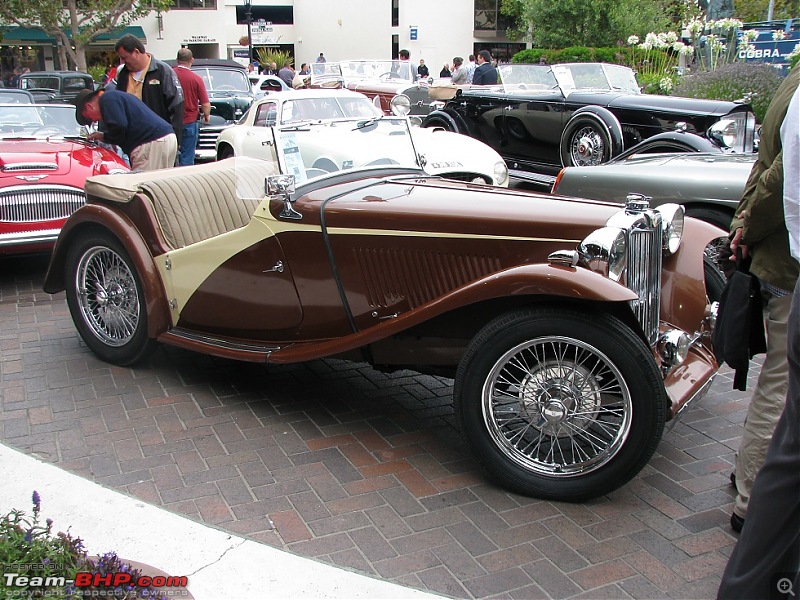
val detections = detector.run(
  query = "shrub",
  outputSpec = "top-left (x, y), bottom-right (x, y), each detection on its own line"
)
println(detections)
top-left (0, 491), bottom-right (166, 599)
top-left (255, 48), bottom-right (293, 71)
top-left (673, 62), bottom-right (784, 122)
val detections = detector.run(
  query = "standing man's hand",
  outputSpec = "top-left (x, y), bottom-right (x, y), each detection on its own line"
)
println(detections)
top-left (730, 210), bottom-right (750, 260)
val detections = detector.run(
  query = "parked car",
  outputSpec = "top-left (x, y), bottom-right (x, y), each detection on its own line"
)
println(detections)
top-left (422, 63), bottom-right (757, 185)
top-left (0, 89), bottom-right (34, 104)
top-left (216, 89), bottom-right (510, 186)
top-left (18, 71), bottom-right (95, 104)
top-left (320, 60), bottom-right (435, 117)
top-left (43, 116), bottom-right (722, 501)
top-left (0, 103), bottom-right (129, 255)
top-left (552, 151), bottom-right (755, 231)
top-left (166, 59), bottom-right (256, 162)
top-left (249, 74), bottom-right (290, 98)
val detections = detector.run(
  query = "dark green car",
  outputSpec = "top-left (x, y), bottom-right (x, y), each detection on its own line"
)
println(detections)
top-left (167, 59), bottom-right (256, 161)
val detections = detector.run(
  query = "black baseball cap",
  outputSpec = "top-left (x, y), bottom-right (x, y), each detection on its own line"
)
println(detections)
top-left (72, 88), bottom-right (102, 126)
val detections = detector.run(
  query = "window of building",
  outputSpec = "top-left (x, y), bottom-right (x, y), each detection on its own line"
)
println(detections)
top-left (474, 0), bottom-right (513, 33)
top-left (172, 0), bottom-right (216, 9)
top-left (235, 5), bottom-right (293, 25)
top-left (392, 0), bottom-right (399, 27)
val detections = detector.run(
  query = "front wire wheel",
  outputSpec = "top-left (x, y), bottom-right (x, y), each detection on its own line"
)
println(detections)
top-left (65, 233), bottom-right (155, 365)
top-left (455, 308), bottom-right (666, 501)
top-left (484, 336), bottom-right (632, 478)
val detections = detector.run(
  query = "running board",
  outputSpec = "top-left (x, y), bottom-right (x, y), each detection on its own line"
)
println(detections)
top-left (159, 328), bottom-right (282, 363)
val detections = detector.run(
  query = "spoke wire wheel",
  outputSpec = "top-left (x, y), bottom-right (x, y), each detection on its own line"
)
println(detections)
top-left (75, 246), bottom-right (141, 347)
top-left (569, 126), bottom-right (605, 166)
top-left (482, 335), bottom-right (632, 477)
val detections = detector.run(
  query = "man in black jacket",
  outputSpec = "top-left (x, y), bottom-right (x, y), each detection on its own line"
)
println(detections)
top-left (472, 50), bottom-right (498, 86)
top-left (113, 33), bottom-right (184, 145)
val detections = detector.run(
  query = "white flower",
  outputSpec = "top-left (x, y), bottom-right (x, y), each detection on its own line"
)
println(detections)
top-left (745, 30), bottom-right (759, 42)
top-left (772, 29), bottom-right (787, 41)
top-left (627, 35), bottom-right (640, 45)
top-left (788, 42), bottom-right (800, 59)
top-left (659, 77), bottom-right (674, 93)
top-left (665, 31), bottom-right (679, 43)
top-left (679, 43), bottom-right (694, 56)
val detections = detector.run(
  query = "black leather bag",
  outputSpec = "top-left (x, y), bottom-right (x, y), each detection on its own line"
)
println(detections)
top-left (712, 254), bottom-right (767, 391)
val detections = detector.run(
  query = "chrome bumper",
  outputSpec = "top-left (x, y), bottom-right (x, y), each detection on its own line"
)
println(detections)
top-left (0, 228), bottom-right (60, 248)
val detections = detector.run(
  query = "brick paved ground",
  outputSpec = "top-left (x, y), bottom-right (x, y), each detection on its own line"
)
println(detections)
top-left (0, 254), bottom-right (757, 599)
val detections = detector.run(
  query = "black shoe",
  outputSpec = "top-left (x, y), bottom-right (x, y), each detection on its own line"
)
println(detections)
top-left (730, 472), bottom-right (736, 487)
top-left (730, 512), bottom-right (745, 533)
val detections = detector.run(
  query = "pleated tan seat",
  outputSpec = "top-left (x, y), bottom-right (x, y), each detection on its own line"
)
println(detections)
top-left (85, 157), bottom-right (278, 249)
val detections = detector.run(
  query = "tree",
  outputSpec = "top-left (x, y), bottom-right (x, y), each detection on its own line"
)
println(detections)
top-left (0, 0), bottom-right (171, 72)
top-left (734, 0), bottom-right (799, 21)
top-left (501, 0), bottom-right (675, 48)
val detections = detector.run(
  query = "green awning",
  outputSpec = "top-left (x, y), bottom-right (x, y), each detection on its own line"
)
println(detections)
top-left (0, 25), bottom-right (146, 45)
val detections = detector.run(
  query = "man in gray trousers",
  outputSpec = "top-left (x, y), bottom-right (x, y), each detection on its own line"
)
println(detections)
top-left (717, 81), bottom-right (800, 600)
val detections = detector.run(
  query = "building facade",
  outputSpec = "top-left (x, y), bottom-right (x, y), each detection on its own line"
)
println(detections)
top-left (1, 0), bottom-right (528, 82)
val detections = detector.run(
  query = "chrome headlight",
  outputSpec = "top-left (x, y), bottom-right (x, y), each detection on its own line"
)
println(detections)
top-left (655, 203), bottom-right (684, 256)
top-left (708, 112), bottom-right (755, 153)
top-left (579, 226), bottom-right (627, 281)
top-left (493, 161), bottom-right (509, 186)
top-left (390, 94), bottom-right (411, 116)
top-left (658, 329), bottom-right (691, 367)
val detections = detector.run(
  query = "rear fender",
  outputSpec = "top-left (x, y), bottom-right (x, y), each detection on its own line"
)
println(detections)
top-left (269, 264), bottom-right (637, 363)
top-left (43, 205), bottom-right (171, 339)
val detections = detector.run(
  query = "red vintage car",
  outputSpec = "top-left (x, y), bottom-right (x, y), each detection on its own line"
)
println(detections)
top-left (0, 103), bottom-right (129, 255)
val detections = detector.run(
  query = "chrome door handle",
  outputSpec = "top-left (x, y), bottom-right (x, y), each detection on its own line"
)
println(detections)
top-left (263, 260), bottom-right (284, 273)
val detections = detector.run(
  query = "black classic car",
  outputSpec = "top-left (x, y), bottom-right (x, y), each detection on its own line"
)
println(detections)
top-left (18, 71), bottom-right (95, 104)
top-left (422, 63), bottom-right (756, 186)
top-left (166, 59), bottom-right (256, 162)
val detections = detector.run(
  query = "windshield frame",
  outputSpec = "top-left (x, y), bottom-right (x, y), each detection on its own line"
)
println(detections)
top-left (497, 63), bottom-right (641, 95)
top-left (270, 116), bottom-right (422, 185)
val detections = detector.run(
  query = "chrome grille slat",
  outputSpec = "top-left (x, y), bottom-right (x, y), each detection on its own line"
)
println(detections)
top-left (627, 228), bottom-right (662, 345)
top-left (3, 162), bottom-right (58, 172)
top-left (0, 185), bottom-right (85, 222)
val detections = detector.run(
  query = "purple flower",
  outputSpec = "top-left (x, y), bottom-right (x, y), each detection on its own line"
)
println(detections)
top-left (32, 490), bottom-right (41, 513)
top-left (24, 528), bottom-right (33, 542)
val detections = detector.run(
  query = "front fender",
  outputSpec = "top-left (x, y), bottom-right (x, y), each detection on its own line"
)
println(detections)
top-left (269, 263), bottom-right (637, 363)
top-left (610, 130), bottom-right (721, 163)
top-left (422, 108), bottom-right (469, 135)
top-left (43, 204), bottom-right (171, 339)
top-left (661, 216), bottom-right (726, 337)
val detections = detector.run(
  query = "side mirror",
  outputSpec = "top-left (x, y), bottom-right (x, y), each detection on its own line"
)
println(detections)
top-left (267, 174), bottom-right (301, 220)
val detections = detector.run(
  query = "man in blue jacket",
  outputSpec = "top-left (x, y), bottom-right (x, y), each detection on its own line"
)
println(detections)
top-left (74, 88), bottom-right (177, 171)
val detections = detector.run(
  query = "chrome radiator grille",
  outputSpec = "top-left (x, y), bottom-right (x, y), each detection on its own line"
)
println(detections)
top-left (197, 126), bottom-right (227, 152)
top-left (627, 227), bottom-right (662, 345)
top-left (0, 185), bottom-right (85, 222)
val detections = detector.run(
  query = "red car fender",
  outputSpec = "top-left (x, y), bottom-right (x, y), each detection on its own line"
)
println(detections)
top-left (43, 204), bottom-right (171, 339)
top-left (269, 263), bottom-right (638, 364)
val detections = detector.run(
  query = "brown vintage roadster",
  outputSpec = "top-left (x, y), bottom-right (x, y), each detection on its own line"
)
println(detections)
top-left (44, 117), bottom-right (722, 501)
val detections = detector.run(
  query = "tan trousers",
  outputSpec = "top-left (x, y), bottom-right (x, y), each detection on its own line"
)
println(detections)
top-left (130, 133), bottom-right (178, 172)
top-left (733, 290), bottom-right (792, 518)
